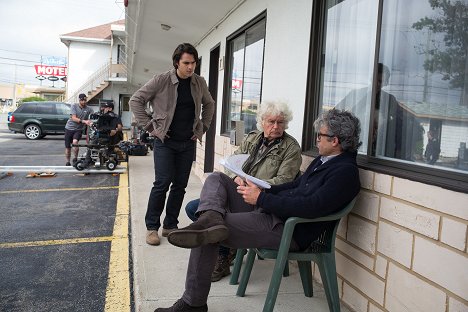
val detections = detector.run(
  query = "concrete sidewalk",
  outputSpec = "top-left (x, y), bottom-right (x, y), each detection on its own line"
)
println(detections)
top-left (129, 152), bottom-right (351, 312)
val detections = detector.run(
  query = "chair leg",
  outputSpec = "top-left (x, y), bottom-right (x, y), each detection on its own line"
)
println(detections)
top-left (316, 254), bottom-right (340, 312)
top-left (297, 261), bottom-right (313, 297)
top-left (283, 261), bottom-right (289, 277)
top-left (236, 249), bottom-right (256, 297)
top-left (263, 256), bottom-right (289, 312)
top-left (230, 248), bottom-right (246, 285)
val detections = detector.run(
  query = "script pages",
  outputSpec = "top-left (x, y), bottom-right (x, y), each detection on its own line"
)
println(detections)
top-left (219, 154), bottom-right (271, 189)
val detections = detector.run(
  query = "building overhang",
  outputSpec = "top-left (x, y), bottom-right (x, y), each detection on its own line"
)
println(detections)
top-left (125, 0), bottom-right (245, 87)
top-left (60, 36), bottom-right (111, 47)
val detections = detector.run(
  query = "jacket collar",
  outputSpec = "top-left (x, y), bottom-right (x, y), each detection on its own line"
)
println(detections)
top-left (169, 68), bottom-right (198, 85)
top-left (312, 151), bottom-right (357, 172)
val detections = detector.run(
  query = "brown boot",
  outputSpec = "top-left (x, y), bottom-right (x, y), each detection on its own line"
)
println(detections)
top-left (227, 248), bottom-right (237, 266)
top-left (211, 255), bottom-right (230, 282)
top-left (154, 298), bottom-right (207, 312)
top-left (167, 210), bottom-right (228, 249)
top-left (146, 230), bottom-right (160, 246)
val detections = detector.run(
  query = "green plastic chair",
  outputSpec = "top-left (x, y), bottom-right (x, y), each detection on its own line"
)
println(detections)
top-left (230, 198), bottom-right (357, 312)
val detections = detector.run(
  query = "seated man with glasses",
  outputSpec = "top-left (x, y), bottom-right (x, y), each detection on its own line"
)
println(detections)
top-left (155, 109), bottom-right (362, 312)
top-left (184, 100), bottom-right (302, 282)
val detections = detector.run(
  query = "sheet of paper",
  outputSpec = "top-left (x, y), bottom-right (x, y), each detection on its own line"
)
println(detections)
top-left (219, 154), bottom-right (271, 189)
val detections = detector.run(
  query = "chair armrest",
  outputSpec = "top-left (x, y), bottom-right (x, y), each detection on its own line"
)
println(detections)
top-left (281, 197), bottom-right (357, 242)
top-left (271, 198), bottom-right (357, 259)
top-left (284, 197), bottom-right (357, 226)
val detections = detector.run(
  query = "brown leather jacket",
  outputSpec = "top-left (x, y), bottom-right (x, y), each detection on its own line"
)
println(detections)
top-left (129, 69), bottom-right (215, 142)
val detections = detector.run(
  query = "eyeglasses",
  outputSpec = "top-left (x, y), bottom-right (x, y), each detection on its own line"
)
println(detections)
top-left (265, 119), bottom-right (285, 127)
top-left (316, 132), bottom-right (335, 140)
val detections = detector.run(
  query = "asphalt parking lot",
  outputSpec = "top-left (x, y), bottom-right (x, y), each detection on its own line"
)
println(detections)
top-left (0, 124), bottom-right (130, 312)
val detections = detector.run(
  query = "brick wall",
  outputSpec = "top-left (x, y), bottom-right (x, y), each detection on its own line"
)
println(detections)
top-left (194, 139), bottom-right (468, 312)
top-left (322, 162), bottom-right (468, 312)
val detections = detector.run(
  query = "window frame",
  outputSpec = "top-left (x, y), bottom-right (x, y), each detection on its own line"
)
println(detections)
top-left (221, 10), bottom-right (267, 136)
top-left (303, 0), bottom-right (468, 193)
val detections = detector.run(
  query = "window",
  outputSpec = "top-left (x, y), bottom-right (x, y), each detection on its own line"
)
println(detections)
top-left (56, 103), bottom-right (71, 115)
top-left (222, 12), bottom-right (266, 134)
top-left (35, 103), bottom-right (55, 114)
top-left (319, 0), bottom-right (379, 154)
top-left (305, 0), bottom-right (468, 191)
top-left (17, 104), bottom-right (36, 114)
top-left (375, 0), bottom-right (468, 173)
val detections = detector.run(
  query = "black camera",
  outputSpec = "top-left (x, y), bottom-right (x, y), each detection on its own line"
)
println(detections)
top-left (139, 131), bottom-right (155, 145)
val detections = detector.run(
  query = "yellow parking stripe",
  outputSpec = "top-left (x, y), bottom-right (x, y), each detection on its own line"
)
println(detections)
top-left (0, 186), bottom-right (122, 194)
top-left (0, 236), bottom-right (114, 249)
top-left (0, 160), bottom-right (131, 310)
top-left (105, 163), bottom-right (130, 312)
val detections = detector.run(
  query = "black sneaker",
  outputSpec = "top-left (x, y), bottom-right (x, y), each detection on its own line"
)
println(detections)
top-left (65, 162), bottom-right (71, 166)
top-left (154, 298), bottom-right (207, 312)
top-left (72, 158), bottom-right (78, 165)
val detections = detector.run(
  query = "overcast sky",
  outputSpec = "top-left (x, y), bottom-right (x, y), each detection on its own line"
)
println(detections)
top-left (0, 0), bottom-right (124, 88)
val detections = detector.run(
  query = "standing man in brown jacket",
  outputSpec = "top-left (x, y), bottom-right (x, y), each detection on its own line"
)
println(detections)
top-left (130, 43), bottom-right (215, 246)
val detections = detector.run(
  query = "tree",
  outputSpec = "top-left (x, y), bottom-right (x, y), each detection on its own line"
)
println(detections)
top-left (412, 0), bottom-right (468, 106)
top-left (19, 96), bottom-right (46, 103)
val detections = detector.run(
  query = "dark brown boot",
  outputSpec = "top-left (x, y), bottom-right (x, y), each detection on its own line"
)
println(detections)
top-left (168, 210), bottom-right (228, 249)
top-left (154, 298), bottom-right (207, 312)
top-left (211, 255), bottom-right (230, 282)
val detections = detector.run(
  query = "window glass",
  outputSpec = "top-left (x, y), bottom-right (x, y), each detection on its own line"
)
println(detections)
top-left (35, 103), bottom-right (55, 114)
top-left (225, 18), bottom-right (266, 134)
top-left (375, 0), bottom-right (468, 172)
top-left (320, 0), bottom-right (379, 153)
top-left (56, 103), bottom-right (71, 115)
top-left (18, 104), bottom-right (36, 114)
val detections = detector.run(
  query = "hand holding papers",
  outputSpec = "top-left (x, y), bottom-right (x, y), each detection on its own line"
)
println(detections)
top-left (219, 154), bottom-right (271, 189)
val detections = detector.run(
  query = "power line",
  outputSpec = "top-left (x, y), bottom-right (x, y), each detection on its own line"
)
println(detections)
top-left (0, 48), bottom-right (46, 57)
top-left (0, 57), bottom-right (38, 64)
top-left (0, 62), bottom-right (35, 68)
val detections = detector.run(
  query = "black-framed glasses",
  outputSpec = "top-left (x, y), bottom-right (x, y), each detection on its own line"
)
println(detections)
top-left (316, 132), bottom-right (335, 140)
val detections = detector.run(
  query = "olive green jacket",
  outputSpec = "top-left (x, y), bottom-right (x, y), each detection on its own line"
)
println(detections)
top-left (227, 130), bottom-right (302, 185)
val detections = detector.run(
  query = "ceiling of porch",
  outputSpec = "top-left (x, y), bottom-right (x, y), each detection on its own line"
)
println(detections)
top-left (125, 0), bottom-right (243, 87)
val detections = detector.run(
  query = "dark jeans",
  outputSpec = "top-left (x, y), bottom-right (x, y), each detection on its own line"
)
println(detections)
top-left (145, 138), bottom-right (195, 230)
top-left (185, 198), bottom-right (230, 258)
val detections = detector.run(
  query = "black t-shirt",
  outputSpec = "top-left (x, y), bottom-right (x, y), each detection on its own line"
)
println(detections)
top-left (168, 75), bottom-right (195, 141)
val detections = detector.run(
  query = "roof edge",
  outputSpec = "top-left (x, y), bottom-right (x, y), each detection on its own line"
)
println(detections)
top-left (59, 36), bottom-right (111, 45)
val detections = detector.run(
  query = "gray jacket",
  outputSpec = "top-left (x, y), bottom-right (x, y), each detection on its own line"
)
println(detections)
top-left (129, 69), bottom-right (215, 142)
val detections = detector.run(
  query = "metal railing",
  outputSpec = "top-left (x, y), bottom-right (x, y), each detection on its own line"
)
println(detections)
top-left (66, 62), bottom-right (110, 103)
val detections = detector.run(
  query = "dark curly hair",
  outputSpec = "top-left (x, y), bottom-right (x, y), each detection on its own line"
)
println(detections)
top-left (172, 43), bottom-right (198, 69)
top-left (314, 109), bottom-right (362, 153)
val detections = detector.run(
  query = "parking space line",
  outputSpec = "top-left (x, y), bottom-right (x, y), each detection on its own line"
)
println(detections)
top-left (105, 163), bottom-right (131, 312)
top-left (0, 236), bottom-right (114, 249)
top-left (0, 154), bottom-right (64, 157)
top-left (0, 186), bottom-right (122, 194)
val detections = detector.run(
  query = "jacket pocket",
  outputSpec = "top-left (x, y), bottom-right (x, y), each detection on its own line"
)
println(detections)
top-left (267, 154), bottom-right (282, 167)
top-left (150, 113), bottom-right (167, 137)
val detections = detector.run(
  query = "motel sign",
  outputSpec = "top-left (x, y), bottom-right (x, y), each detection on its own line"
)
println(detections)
top-left (34, 65), bottom-right (68, 77)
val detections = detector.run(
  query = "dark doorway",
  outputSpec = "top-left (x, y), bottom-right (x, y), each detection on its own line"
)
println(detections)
top-left (204, 45), bottom-right (220, 173)
top-left (193, 57), bottom-right (202, 161)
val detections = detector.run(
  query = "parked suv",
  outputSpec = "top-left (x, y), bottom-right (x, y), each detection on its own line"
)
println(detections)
top-left (8, 102), bottom-right (71, 140)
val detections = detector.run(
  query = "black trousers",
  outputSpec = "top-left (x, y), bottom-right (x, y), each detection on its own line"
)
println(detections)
top-left (145, 138), bottom-right (195, 230)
